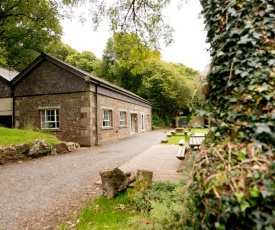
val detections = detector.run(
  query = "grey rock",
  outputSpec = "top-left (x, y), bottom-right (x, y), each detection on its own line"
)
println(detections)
top-left (28, 139), bottom-right (53, 157)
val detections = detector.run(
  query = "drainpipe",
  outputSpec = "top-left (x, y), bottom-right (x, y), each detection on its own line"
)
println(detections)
top-left (11, 84), bottom-right (15, 128)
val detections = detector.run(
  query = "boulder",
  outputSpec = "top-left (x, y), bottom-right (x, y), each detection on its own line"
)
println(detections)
top-left (66, 142), bottom-right (80, 152)
top-left (0, 143), bottom-right (32, 165)
top-left (0, 140), bottom-right (80, 165)
top-left (28, 139), bottom-right (53, 157)
top-left (55, 142), bottom-right (80, 154)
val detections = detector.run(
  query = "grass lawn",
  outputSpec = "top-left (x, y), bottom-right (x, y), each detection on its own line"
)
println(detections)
top-left (0, 127), bottom-right (60, 146)
top-left (164, 128), bottom-right (208, 145)
top-left (58, 192), bottom-right (136, 230)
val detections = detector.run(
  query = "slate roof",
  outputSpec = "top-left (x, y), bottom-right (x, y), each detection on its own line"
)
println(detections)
top-left (12, 53), bottom-right (151, 106)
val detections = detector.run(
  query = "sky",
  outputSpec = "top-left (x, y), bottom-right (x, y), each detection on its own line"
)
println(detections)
top-left (61, 1), bottom-right (211, 72)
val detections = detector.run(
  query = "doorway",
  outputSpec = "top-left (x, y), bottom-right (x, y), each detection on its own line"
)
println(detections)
top-left (130, 114), bottom-right (137, 133)
top-left (0, 115), bottom-right (12, 128)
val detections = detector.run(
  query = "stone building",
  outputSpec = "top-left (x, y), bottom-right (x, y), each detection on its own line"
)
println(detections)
top-left (0, 67), bottom-right (18, 127)
top-left (7, 53), bottom-right (151, 146)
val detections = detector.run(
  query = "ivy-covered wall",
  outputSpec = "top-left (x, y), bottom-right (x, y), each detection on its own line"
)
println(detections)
top-left (204, 0), bottom-right (275, 145)
top-left (184, 1), bottom-right (275, 229)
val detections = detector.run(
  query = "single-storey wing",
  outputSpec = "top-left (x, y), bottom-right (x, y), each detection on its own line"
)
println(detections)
top-left (10, 53), bottom-right (152, 146)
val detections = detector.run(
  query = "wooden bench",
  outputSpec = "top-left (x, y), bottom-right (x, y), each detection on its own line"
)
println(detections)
top-left (176, 146), bottom-right (186, 160)
top-left (189, 133), bottom-right (205, 149)
top-left (178, 139), bottom-right (185, 146)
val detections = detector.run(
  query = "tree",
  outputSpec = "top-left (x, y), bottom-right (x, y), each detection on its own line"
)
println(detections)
top-left (44, 40), bottom-right (78, 61)
top-left (94, 34), bottom-right (160, 93)
top-left (65, 50), bottom-right (99, 73)
top-left (140, 60), bottom-right (197, 125)
top-left (0, 0), bottom-right (62, 70)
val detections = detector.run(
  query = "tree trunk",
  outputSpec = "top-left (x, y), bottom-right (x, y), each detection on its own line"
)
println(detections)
top-left (134, 169), bottom-right (153, 191)
top-left (99, 168), bottom-right (135, 199)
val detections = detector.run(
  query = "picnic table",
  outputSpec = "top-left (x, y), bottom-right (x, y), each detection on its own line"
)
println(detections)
top-left (189, 133), bottom-right (205, 149)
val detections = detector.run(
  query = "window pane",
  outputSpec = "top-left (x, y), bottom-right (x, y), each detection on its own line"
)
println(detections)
top-left (41, 109), bottom-right (59, 129)
top-left (120, 112), bottom-right (125, 126)
top-left (103, 110), bottom-right (112, 127)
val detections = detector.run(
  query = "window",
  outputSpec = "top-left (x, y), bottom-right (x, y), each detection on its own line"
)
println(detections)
top-left (41, 109), bottom-right (59, 129)
top-left (119, 111), bottom-right (126, 126)
top-left (146, 114), bottom-right (150, 124)
top-left (141, 114), bottom-right (145, 131)
top-left (102, 110), bottom-right (112, 127)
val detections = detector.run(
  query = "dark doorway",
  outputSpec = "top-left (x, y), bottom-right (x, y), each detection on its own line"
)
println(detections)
top-left (0, 116), bottom-right (12, 128)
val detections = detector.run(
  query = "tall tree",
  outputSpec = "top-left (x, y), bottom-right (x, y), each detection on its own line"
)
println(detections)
top-left (65, 50), bottom-right (99, 73)
top-left (94, 34), bottom-right (160, 93)
top-left (44, 40), bottom-right (78, 61)
top-left (0, 0), bottom-right (62, 70)
top-left (140, 60), bottom-right (198, 124)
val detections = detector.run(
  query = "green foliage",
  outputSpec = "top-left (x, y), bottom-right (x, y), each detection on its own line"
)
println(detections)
top-left (183, 0), bottom-right (275, 229)
top-left (0, 44), bottom-right (8, 67)
top-left (113, 33), bottom-right (161, 74)
top-left (58, 192), bottom-right (135, 230)
top-left (93, 36), bottom-right (143, 93)
top-left (0, 127), bottom-right (60, 146)
top-left (152, 113), bottom-right (167, 128)
top-left (185, 141), bottom-right (275, 229)
top-left (65, 50), bottom-right (99, 73)
top-left (140, 60), bottom-right (198, 122)
top-left (44, 40), bottom-right (78, 61)
top-left (201, 0), bottom-right (275, 144)
top-left (1, 0), bottom-right (63, 71)
top-left (89, 0), bottom-right (174, 49)
top-left (130, 181), bottom-right (180, 212)
top-left (128, 180), bottom-right (186, 229)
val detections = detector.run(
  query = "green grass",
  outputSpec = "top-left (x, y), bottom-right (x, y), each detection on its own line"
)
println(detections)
top-left (166, 134), bottom-right (188, 145)
top-left (0, 127), bottom-right (60, 146)
top-left (164, 128), bottom-right (209, 145)
top-left (190, 128), bottom-right (209, 134)
top-left (58, 192), bottom-right (136, 230)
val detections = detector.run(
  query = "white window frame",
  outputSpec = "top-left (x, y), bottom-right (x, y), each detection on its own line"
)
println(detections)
top-left (40, 109), bottom-right (59, 129)
top-left (102, 109), bottom-right (112, 128)
top-left (119, 111), bottom-right (126, 127)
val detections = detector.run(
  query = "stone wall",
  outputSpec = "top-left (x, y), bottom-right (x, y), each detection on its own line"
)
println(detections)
top-left (13, 60), bottom-right (89, 96)
top-left (14, 92), bottom-right (93, 146)
top-left (0, 79), bottom-right (11, 98)
top-left (96, 94), bottom-right (152, 145)
top-left (98, 86), bottom-right (151, 109)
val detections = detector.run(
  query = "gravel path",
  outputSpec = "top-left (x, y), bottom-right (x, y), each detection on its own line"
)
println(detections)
top-left (0, 130), bottom-right (166, 230)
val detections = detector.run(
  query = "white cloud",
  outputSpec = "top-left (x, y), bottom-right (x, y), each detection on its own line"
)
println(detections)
top-left (61, 0), bottom-right (210, 71)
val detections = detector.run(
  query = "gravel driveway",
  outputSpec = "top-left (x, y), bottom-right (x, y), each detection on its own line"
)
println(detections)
top-left (0, 130), bottom-right (166, 230)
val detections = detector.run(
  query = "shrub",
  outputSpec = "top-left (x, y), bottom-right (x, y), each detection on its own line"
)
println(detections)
top-left (185, 141), bottom-right (275, 229)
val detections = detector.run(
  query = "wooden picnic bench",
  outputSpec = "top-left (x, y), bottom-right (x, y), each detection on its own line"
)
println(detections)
top-left (189, 133), bottom-right (205, 149)
top-left (177, 139), bottom-right (185, 160)
top-left (176, 146), bottom-right (186, 160)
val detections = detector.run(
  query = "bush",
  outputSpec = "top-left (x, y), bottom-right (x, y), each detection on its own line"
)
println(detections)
top-left (184, 141), bottom-right (275, 229)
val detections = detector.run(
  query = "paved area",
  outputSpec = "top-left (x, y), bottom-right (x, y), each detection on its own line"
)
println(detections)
top-left (119, 144), bottom-right (183, 182)
top-left (0, 130), bottom-right (183, 230)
